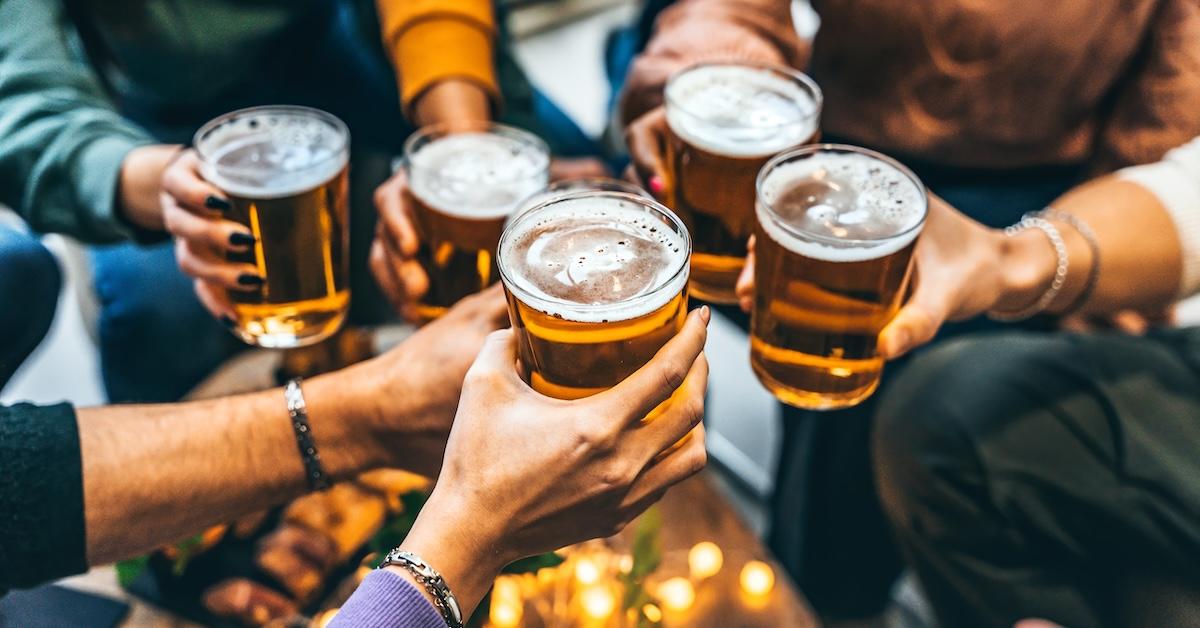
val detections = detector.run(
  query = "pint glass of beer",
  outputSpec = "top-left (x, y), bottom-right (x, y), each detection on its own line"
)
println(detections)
top-left (195, 106), bottom-right (350, 348)
top-left (497, 191), bottom-right (690, 401)
top-left (405, 123), bottom-right (549, 321)
top-left (664, 62), bottom-right (822, 304)
top-left (751, 144), bottom-right (927, 410)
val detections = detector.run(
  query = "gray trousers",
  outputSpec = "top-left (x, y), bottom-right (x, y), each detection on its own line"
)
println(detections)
top-left (873, 328), bottom-right (1200, 628)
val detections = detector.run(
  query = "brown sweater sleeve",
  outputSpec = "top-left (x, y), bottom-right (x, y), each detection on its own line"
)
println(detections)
top-left (1098, 0), bottom-right (1200, 169)
top-left (619, 0), bottom-right (811, 124)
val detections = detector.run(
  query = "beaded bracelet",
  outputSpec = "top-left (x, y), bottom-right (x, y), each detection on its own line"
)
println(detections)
top-left (988, 216), bottom-right (1069, 322)
top-left (1033, 208), bottom-right (1101, 314)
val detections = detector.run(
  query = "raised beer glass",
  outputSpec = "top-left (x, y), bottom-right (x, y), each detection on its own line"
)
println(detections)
top-left (405, 122), bottom-right (550, 321)
top-left (195, 106), bottom-right (350, 348)
top-left (497, 191), bottom-right (690, 403)
top-left (751, 144), bottom-right (927, 410)
top-left (664, 62), bottom-right (822, 304)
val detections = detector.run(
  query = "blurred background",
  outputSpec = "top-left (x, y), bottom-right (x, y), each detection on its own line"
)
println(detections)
top-left (0, 0), bottom-right (828, 534)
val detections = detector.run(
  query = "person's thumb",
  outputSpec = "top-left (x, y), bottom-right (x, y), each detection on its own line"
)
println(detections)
top-left (469, 328), bottom-right (517, 373)
top-left (878, 284), bottom-right (949, 360)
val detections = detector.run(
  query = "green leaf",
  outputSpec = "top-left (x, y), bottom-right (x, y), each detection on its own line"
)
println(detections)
top-left (502, 552), bottom-right (565, 574)
top-left (620, 506), bottom-right (663, 610)
top-left (115, 555), bottom-right (149, 589)
top-left (171, 533), bottom-right (207, 576)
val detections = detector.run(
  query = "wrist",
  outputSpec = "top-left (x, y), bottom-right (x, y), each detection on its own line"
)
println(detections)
top-left (301, 369), bottom-right (391, 476)
top-left (413, 79), bottom-right (492, 128)
top-left (399, 488), bottom-right (508, 616)
top-left (994, 227), bottom-right (1057, 313)
top-left (118, 144), bottom-right (183, 231)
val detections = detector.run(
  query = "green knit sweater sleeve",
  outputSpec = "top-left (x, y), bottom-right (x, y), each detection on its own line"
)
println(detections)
top-left (0, 403), bottom-right (86, 591)
top-left (0, 0), bottom-right (155, 243)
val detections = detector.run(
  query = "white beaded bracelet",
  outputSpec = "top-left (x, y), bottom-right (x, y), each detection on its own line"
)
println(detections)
top-left (988, 216), bottom-right (1069, 322)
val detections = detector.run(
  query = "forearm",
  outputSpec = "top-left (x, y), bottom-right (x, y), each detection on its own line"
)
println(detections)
top-left (997, 176), bottom-right (1183, 315)
top-left (412, 79), bottom-right (492, 128)
top-left (80, 371), bottom-right (387, 565)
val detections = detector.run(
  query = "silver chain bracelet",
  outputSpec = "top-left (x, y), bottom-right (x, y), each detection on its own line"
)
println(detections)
top-left (988, 216), bottom-right (1069, 322)
top-left (380, 548), bottom-right (464, 628)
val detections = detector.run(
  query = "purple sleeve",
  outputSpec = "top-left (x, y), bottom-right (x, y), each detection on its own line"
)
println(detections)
top-left (329, 569), bottom-right (446, 628)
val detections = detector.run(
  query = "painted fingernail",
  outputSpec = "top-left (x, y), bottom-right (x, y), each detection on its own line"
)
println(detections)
top-left (219, 315), bottom-right (235, 328)
top-left (648, 175), bottom-right (666, 195)
top-left (237, 273), bottom-right (264, 286)
top-left (229, 232), bottom-right (255, 247)
top-left (205, 195), bottom-right (231, 211)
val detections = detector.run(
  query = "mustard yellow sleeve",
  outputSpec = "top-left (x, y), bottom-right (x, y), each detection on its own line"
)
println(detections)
top-left (376, 0), bottom-right (500, 116)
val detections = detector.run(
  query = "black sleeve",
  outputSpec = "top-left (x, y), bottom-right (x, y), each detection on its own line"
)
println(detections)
top-left (0, 403), bottom-right (86, 591)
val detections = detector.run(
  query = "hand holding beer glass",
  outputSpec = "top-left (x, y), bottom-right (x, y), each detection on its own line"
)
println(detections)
top-left (404, 123), bottom-right (550, 321)
top-left (747, 145), bottom-right (927, 410)
top-left (627, 62), bottom-right (821, 304)
top-left (496, 191), bottom-right (696, 412)
top-left (169, 105), bottom-right (351, 348)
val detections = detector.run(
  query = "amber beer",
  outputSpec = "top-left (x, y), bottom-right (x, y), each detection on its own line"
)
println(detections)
top-left (664, 63), bottom-right (822, 304)
top-left (497, 192), bottom-right (690, 401)
top-left (195, 106), bottom-right (350, 348)
top-left (406, 123), bottom-right (549, 321)
top-left (751, 145), bottom-right (927, 410)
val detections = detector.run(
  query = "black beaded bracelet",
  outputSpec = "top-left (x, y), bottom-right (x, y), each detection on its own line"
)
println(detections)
top-left (285, 378), bottom-right (330, 492)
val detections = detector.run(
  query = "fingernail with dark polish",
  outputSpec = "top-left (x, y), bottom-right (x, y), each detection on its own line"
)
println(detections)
top-left (205, 195), bottom-right (231, 211)
top-left (219, 315), bottom-right (235, 328)
top-left (229, 232), bottom-right (255, 247)
top-left (648, 176), bottom-right (666, 195)
top-left (237, 273), bottom-right (265, 286)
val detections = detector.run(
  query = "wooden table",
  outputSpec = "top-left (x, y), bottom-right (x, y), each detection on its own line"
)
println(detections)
top-left (61, 330), bottom-right (817, 627)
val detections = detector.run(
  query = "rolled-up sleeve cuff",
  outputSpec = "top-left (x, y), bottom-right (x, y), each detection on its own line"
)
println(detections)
top-left (1118, 138), bottom-right (1200, 298)
top-left (0, 403), bottom-right (86, 590)
top-left (73, 134), bottom-right (164, 244)
top-left (392, 17), bottom-right (499, 116)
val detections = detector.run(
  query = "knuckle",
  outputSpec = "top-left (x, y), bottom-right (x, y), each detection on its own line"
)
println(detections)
top-left (659, 362), bottom-right (687, 394)
top-left (597, 461), bottom-right (633, 492)
top-left (689, 446), bottom-right (709, 475)
top-left (686, 397), bottom-right (705, 427)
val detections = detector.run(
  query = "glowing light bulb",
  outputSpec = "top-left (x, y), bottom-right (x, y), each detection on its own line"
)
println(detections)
top-left (658, 577), bottom-right (696, 612)
top-left (493, 576), bottom-right (522, 604)
top-left (575, 557), bottom-right (601, 585)
top-left (688, 541), bottom-right (724, 579)
top-left (490, 597), bottom-right (523, 628)
top-left (740, 561), bottom-right (775, 597)
top-left (581, 585), bottom-right (616, 619)
top-left (643, 603), bottom-right (664, 623)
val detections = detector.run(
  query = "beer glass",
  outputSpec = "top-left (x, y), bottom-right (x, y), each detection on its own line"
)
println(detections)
top-left (405, 122), bottom-right (550, 321)
top-left (664, 62), bottom-right (822, 304)
top-left (497, 191), bottom-right (690, 402)
top-left (750, 144), bottom-right (927, 410)
top-left (195, 105), bottom-right (350, 348)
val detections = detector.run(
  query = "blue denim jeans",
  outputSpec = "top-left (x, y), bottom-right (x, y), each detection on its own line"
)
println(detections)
top-left (0, 227), bottom-right (60, 390)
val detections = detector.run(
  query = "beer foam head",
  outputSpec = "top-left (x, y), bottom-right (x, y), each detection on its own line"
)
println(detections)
top-left (666, 64), bottom-right (821, 158)
top-left (196, 107), bottom-right (349, 199)
top-left (757, 147), bottom-right (926, 263)
top-left (500, 194), bottom-right (689, 323)
top-left (409, 132), bottom-right (549, 220)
